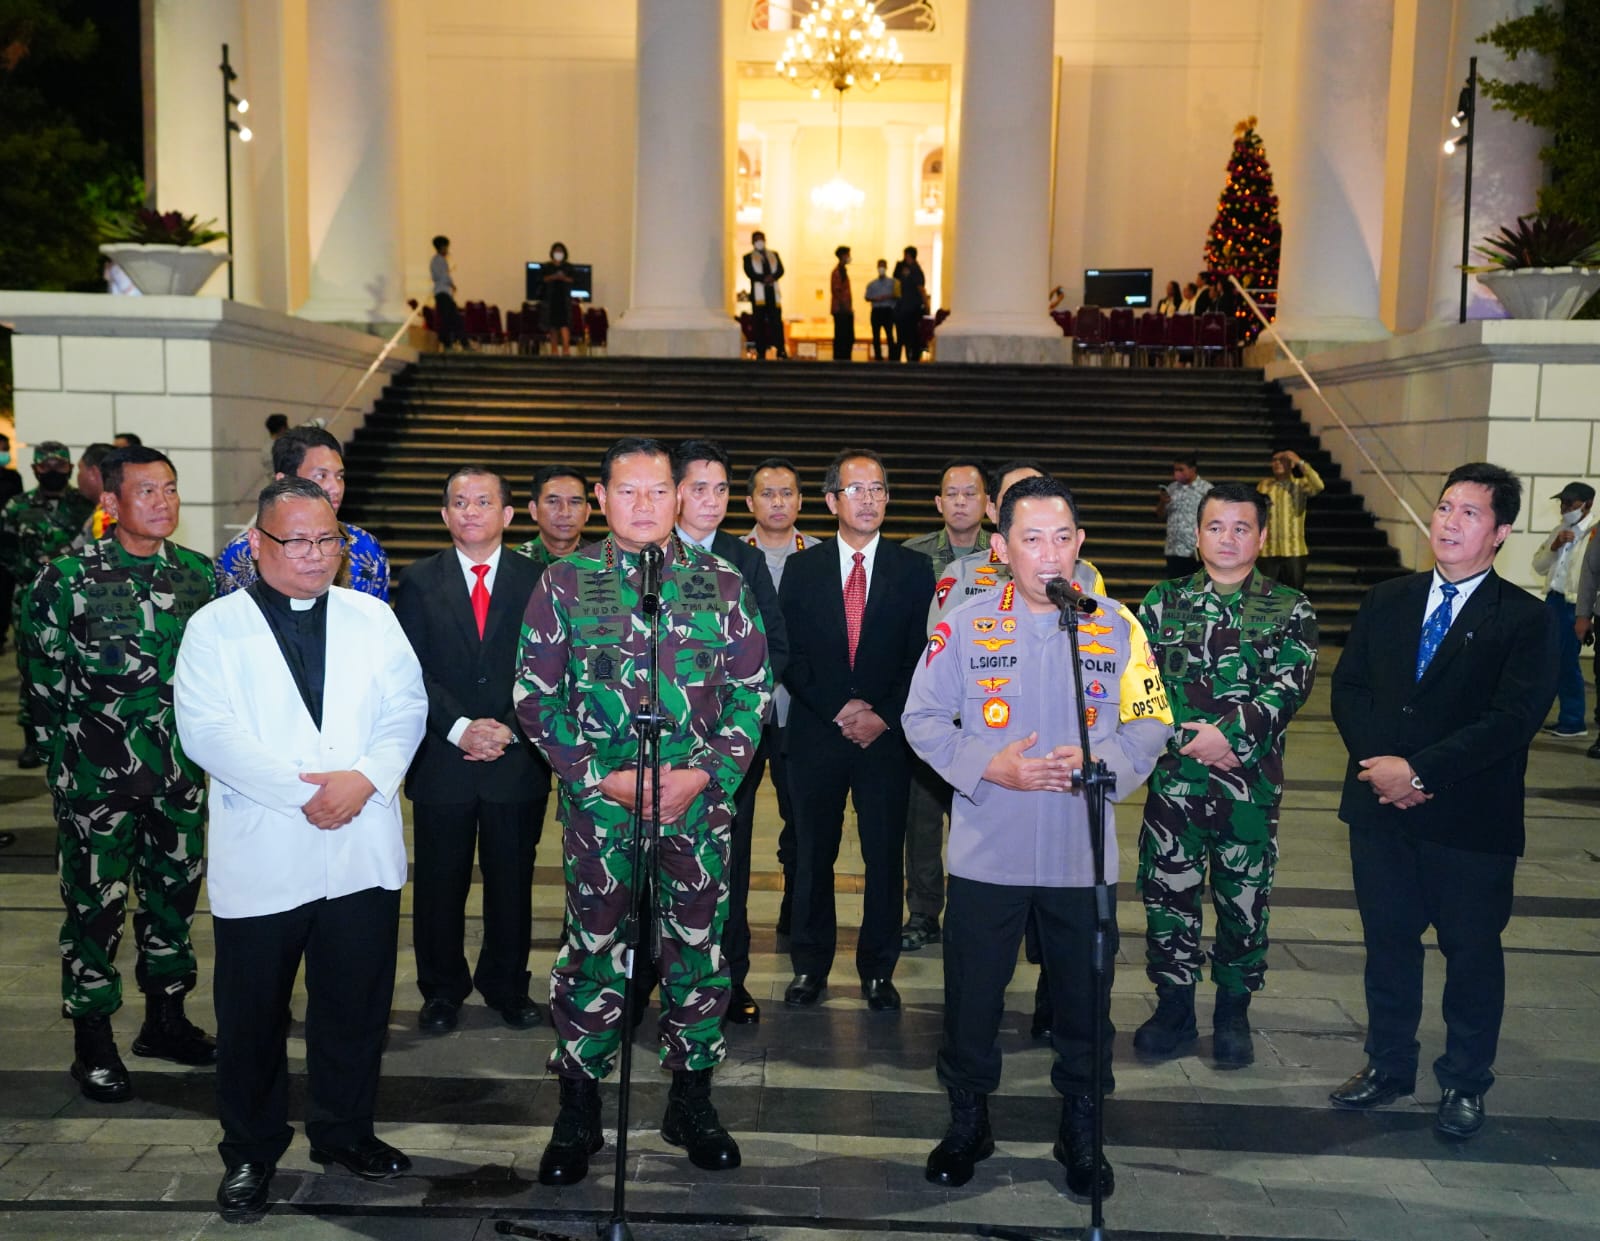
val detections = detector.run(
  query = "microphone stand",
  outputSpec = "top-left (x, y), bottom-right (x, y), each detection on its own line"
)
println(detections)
top-left (1050, 579), bottom-right (1116, 1241)
top-left (501, 544), bottom-right (668, 1241)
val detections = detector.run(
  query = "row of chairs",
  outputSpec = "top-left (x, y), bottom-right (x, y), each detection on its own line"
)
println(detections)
top-left (419, 301), bottom-right (610, 353)
top-left (1052, 306), bottom-right (1241, 367)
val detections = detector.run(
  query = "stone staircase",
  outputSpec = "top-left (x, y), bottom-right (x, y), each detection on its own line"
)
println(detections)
top-left (340, 355), bottom-right (1406, 641)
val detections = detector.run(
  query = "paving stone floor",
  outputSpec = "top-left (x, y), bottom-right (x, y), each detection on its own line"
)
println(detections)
top-left (1, 652), bottom-right (1597, 1240)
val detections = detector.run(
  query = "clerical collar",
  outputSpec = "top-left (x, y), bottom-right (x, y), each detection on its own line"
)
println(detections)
top-left (252, 577), bottom-right (327, 614)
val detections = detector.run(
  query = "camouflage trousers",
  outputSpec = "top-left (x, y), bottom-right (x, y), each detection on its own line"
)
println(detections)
top-left (56, 785), bottom-right (207, 1018)
top-left (1137, 784), bottom-right (1279, 994)
top-left (549, 821), bottom-right (731, 1080)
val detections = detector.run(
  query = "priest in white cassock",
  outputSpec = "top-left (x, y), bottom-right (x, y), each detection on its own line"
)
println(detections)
top-left (174, 476), bottom-right (427, 1223)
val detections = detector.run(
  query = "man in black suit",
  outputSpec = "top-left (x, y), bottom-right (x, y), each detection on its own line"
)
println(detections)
top-left (396, 466), bottom-right (552, 1034)
top-left (673, 440), bottom-right (788, 1025)
top-left (779, 449), bottom-right (935, 1011)
top-left (1329, 462), bottom-right (1558, 1140)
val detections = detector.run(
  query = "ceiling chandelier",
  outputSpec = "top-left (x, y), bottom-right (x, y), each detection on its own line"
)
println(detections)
top-left (775, 2), bottom-right (905, 101)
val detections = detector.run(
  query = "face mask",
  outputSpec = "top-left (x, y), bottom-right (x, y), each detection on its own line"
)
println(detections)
top-left (878, 266), bottom-right (887, 276)
top-left (1561, 508), bottom-right (1584, 527)
top-left (0, 453), bottom-right (10, 467)
top-left (552, 250), bottom-right (566, 262)
top-left (753, 240), bottom-right (765, 253)
top-left (37, 471), bottom-right (69, 493)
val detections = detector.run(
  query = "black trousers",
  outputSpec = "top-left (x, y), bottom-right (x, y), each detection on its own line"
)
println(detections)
top-left (870, 306), bottom-right (896, 359)
top-left (212, 885), bottom-right (400, 1168)
top-left (939, 877), bottom-right (1117, 1097)
top-left (832, 311), bottom-right (855, 361)
top-left (1259, 555), bottom-right (1308, 591)
top-left (788, 733), bottom-right (909, 981)
top-left (894, 309), bottom-right (924, 362)
top-left (412, 796), bottom-right (546, 1007)
top-left (435, 293), bottom-right (466, 348)
top-left (1349, 822), bottom-right (1516, 1096)
top-left (753, 300), bottom-right (786, 358)
top-left (726, 723), bottom-right (795, 986)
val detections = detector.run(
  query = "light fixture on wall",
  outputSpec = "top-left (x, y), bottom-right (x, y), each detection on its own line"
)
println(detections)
top-left (1442, 58), bottom-right (1477, 324)
top-left (220, 43), bottom-right (251, 300)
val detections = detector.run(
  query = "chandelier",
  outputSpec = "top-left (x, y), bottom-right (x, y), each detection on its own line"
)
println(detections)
top-left (775, 2), bottom-right (904, 100)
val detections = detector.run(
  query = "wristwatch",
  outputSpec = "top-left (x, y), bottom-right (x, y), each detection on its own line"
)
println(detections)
top-left (1409, 774), bottom-right (1426, 792)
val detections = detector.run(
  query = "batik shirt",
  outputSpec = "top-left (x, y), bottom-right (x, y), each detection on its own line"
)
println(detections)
top-left (214, 521), bottom-right (390, 601)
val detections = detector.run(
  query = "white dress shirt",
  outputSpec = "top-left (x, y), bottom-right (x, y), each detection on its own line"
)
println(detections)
top-left (446, 544), bottom-right (505, 746)
top-left (836, 532), bottom-right (881, 593)
top-left (1426, 566), bottom-right (1491, 631)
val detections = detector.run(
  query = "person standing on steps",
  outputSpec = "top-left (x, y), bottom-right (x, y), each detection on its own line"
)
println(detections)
top-left (742, 231), bottom-right (787, 359)
top-left (1132, 483), bottom-right (1318, 1070)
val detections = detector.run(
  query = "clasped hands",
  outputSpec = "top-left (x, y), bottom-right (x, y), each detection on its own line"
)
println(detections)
top-left (835, 698), bottom-right (887, 748)
top-left (299, 770), bottom-right (377, 830)
top-left (1357, 755), bottom-right (1431, 810)
top-left (1176, 720), bottom-right (1241, 771)
top-left (598, 766), bottom-right (711, 824)
top-left (459, 718), bottom-right (515, 762)
top-left (984, 731), bottom-right (1084, 792)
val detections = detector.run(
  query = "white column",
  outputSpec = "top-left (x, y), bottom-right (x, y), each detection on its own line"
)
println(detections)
top-left (298, 0), bottom-right (406, 327)
top-left (882, 123), bottom-right (918, 262)
top-left (610, 0), bottom-right (739, 358)
top-left (1270, 0), bottom-right (1393, 346)
top-left (937, 1), bottom-right (1065, 364)
top-left (762, 122), bottom-right (799, 279)
top-left (1426, 0), bottom-right (1548, 323)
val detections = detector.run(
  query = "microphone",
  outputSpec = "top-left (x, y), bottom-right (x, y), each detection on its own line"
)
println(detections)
top-left (1046, 576), bottom-right (1099, 615)
top-left (639, 543), bottom-right (663, 617)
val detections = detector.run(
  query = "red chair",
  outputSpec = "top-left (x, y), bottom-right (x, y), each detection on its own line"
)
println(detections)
top-left (1072, 306), bottom-right (1108, 364)
top-left (585, 306), bottom-right (609, 350)
top-left (485, 304), bottom-right (508, 352)
top-left (1197, 313), bottom-right (1230, 367)
top-left (738, 312), bottom-right (757, 355)
top-left (1050, 308), bottom-right (1074, 337)
top-left (1106, 308), bottom-right (1137, 365)
top-left (1135, 312), bottom-right (1168, 366)
top-left (568, 301), bottom-right (587, 350)
top-left (462, 300), bottom-right (490, 347)
top-left (1165, 314), bottom-right (1197, 366)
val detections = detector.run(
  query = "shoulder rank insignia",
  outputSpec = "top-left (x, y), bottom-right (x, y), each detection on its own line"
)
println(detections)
top-left (998, 582), bottom-right (1015, 612)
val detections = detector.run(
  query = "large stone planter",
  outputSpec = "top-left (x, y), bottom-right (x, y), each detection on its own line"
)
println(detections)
top-left (1477, 267), bottom-right (1600, 320)
top-left (99, 244), bottom-right (230, 296)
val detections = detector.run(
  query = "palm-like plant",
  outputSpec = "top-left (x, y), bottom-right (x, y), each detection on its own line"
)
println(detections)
top-left (1470, 213), bottom-right (1600, 270)
top-left (99, 208), bottom-right (226, 247)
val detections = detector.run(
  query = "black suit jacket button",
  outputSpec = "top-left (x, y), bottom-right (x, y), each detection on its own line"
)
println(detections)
top-left (1401, 705), bottom-right (1414, 715)
top-left (476, 676), bottom-right (488, 685)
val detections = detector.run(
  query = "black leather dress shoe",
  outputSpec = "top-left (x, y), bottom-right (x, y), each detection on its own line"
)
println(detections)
top-left (726, 984), bottom-right (760, 1025)
top-left (1329, 1066), bottom-right (1415, 1110)
top-left (1435, 1088), bottom-right (1486, 1139)
top-left (490, 996), bottom-right (543, 1030)
top-left (783, 974), bottom-right (827, 1007)
top-left (309, 1136), bottom-right (412, 1180)
top-left (417, 998), bottom-right (460, 1035)
top-left (863, 978), bottom-right (901, 1012)
top-left (217, 1161), bottom-right (274, 1222)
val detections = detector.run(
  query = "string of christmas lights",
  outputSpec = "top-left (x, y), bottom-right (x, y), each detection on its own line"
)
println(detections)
top-left (1202, 117), bottom-right (1281, 343)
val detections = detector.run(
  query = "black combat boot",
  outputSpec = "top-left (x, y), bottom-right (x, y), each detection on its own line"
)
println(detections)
top-left (131, 991), bottom-right (218, 1066)
top-left (1132, 982), bottom-right (1197, 1058)
top-left (538, 1075), bottom-right (604, 1186)
top-left (924, 1088), bottom-right (994, 1186)
top-left (1213, 988), bottom-right (1254, 1067)
top-left (1052, 1093), bottom-right (1114, 1199)
top-left (1030, 969), bottom-right (1053, 1040)
top-left (660, 1068), bottom-right (741, 1171)
top-left (71, 1014), bottom-right (132, 1103)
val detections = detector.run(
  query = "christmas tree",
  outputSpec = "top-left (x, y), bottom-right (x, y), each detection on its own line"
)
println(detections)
top-left (1202, 117), bottom-right (1281, 342)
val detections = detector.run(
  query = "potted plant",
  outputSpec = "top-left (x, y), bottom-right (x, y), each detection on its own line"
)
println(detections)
top-left (1465, 214), bottom-right (1600, 320)
top-left (98, 209), bottom-right (230, 296)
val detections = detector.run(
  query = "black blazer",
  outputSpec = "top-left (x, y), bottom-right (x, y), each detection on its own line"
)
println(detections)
top-left (1330, 568), bottom-right (1557, 854)
top-left (397, 545), bottom-right (551, 804)
top-left (779, 536), bottom-right (935, 755)
top-left (709, 529), bottom-right (789, 686)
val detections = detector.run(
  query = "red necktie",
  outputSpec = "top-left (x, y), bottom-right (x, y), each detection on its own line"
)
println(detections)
top-left (844, 551), bottom-right (866, 668)
top-left (471, 563), bottom-right (490, 639)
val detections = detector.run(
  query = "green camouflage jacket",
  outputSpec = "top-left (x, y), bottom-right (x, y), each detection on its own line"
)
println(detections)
top-left (20, 537), bottom-right (214, 798)
top-left (1, 487), bottom-right (96, 584)
top-left (514, 535), bottom-right (563, 567)
top-left (513, 535), bottom-right (772, 836)
top-left (1137, 567), bottom-right (1318, 804)
top-left (903, 527), bottom-right (986, 577)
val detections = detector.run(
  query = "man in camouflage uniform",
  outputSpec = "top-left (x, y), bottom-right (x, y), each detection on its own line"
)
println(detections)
top-left (2, 441), bottom-right (97, 769)
top-left (19, 446), bottom-right (217, 1103)
top-left (515, 463), bottom-right (592, 566)
top-left (900, 458), bottom-right (988, 951)
top-left (514, 437), bottom-right (771, 1187)
top-left (1133, 482), bottom-right (1318, 1067)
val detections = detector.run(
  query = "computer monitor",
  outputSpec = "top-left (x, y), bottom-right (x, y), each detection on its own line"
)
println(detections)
top-left (1083, 268), bottom-right (1153, 308)
top-left (526, 262), bottom-right (593, 303)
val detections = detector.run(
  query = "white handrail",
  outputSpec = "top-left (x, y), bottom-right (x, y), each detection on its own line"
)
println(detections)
top-left (1230, 276), bottom-right (1430, 536)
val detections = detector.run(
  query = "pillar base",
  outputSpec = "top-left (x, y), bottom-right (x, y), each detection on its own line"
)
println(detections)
top-left (609, 309), bottom-right (741, 359)
top-left (935, 333), bottom-right (1071, 365)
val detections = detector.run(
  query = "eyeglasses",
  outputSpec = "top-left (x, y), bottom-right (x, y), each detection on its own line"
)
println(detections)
top-left (258, 527), bottom-right (349, 559)
top-left (832, 483), bottom-right (887, 500)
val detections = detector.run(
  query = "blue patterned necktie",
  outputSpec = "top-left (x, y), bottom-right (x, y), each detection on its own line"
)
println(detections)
top-left (1415, 581), bottom-right (1459, 680)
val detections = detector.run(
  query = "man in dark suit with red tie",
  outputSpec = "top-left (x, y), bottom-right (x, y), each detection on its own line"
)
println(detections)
top-left (779, 450), bottom-right (935, 1011)
top-left (396, 467), bottom-right (551, 1033)
top-left (1329, 462), bottom-right (1558, 1140)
